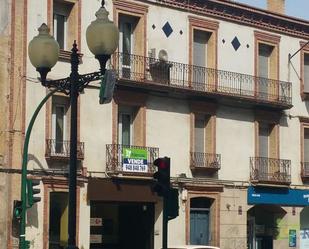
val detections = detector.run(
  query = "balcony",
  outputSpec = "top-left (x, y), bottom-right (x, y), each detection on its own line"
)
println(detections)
top-left (301, 162), bottom-right (309, 180)
top-left (190, 152), bottom-right (221, 171)
top-left (45, 139), bottom-right (85, 161)
top-left (113, 52), bottom-right (292, 110)
top-left (250, 157), bottom-right (291, 185)
top-left (106, 144), bottom-right (159, 176)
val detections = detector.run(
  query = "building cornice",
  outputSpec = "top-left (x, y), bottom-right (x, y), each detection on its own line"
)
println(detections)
top-left (141, 0), bottom-right (309, 40)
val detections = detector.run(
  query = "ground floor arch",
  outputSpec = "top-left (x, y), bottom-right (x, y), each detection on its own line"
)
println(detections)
top-left (247, 204), bottom-right (287, 249)
top-left (300, 207), bottom-right (309, 248)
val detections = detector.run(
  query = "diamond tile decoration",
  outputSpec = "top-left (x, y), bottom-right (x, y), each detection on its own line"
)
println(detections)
top-left (179, 30), bottom-right (183, 35)
top-left (162, 22), bottom-right (173, 38)
top-left (231, 36), bottom-right (241, 51)
top-left (152, 24), bottom-right (156, 30)
top-left (222, 39), bottom-right (225, 44)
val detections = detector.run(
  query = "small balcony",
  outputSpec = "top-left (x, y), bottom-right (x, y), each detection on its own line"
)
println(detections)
top-left (190, 152), bottom-right (221, 171)
top-left (250, 157), bottom-right (291, 185)
top-left (106, 144), bottom-right (159, 176)
top-left (45, 139), bottom-right (85, 161)
top-left (301, 162), bottom-right (309, 180)
top-left (113, 52), bottom-right (292, 110)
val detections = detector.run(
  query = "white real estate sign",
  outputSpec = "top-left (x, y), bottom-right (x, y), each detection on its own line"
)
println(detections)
top-left (300, 229), bottom-right (309, 249)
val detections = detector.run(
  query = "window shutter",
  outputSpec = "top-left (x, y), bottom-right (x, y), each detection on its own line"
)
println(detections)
top-left (259, 123), bottom-right (269, 158)
top-left (258, 45), bottom-right (270, 78)
top-left (269, 125), bottom-right (277, 158)
top-left (304, 128), bottom-right (309, 162)
top-left (193, 32), bottom-right (207, 67)
top-left (304, 54), bottom-right (309, 92)
top-left (121, 114), bottom-right (131, 146)
top-left (205, 116), bottom-right (212, 153)
top-left (195, 117), bottom-right (205, 153)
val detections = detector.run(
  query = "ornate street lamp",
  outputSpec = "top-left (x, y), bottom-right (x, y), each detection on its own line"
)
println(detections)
top-left (24, 1), bottom-right (119, 249)
top-left (86, 1), bottom-right (119, 72)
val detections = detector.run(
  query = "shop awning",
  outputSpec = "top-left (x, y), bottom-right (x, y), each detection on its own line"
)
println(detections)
top-left (248, 186), bottom-right (309, 206)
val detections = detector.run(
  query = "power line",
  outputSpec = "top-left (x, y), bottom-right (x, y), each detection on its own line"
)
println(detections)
top-left (0, 167), bottom-right (85, 178)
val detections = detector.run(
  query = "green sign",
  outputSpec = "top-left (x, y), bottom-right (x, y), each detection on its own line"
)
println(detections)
top-left (122, 148), bottom-right (148, 172)
top-left (99, 70), bottom-right (116, 104)
top-left (289, 229), bottom-right (296, 247)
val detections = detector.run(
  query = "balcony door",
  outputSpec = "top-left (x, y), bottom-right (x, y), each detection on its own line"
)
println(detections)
top-left (52, 105), bottom-right (66, 154)
top-left (304, 54), bottom-right (309, 93)
top-left (116, 104), bottom-right (148, 173)
top-left (258, 122), bottom-right (279, 180)
top-left (195, 115), bottom-right (206, 154)
top-left (258, 123), bottom-right (269, 159)
top-left (304, 128), bottom-right (309, 162)
top-left (258, 44), bottom-right (274, 100)
top-left (193, 114), bottom-right (215, 168)
top-left (118, 109), bottom-right (133, 171)
top-left (258, 123), bottom-right (270, 180)
top-left (304, 128), bottom-right (309, 175)
top-left (53, 1), bottom-right (72, 50)
top-left (52, 96), bottom-right (69, 155)
top-left (118, 112), bottom-right (133, 146)
top-left (193, 30), bottom-right (210, 91)
top-left (119, 15), bottom-right (137, 79)
top-left (53, 13), bottom-right (67, 50)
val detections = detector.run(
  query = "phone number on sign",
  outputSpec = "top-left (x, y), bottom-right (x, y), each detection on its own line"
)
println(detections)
top-left (123, 164), bottom-right (148, 172)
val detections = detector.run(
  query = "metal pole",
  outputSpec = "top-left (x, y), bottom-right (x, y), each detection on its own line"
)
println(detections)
top-left (20, 88), bottom-right (58, 249)
top-left (67, 41), bottom-right (79, 249)
top-left (289, 40), bottom-right (309, 61)
top-left (162, 195), bottom-right (168, 249)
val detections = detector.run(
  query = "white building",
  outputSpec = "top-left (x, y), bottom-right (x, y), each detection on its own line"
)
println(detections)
top-left (1, 0), bottom-right (309, 249)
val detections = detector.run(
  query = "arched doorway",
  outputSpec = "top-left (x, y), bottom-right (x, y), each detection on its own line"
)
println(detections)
top-left (300, 207), bottom-right (309, 248)
top-left (300, 207), bottom-right (309, 230)
top-left (247, 205), bottom-right (286, 249)
top-left (190, 197), bottom-right (214, 245)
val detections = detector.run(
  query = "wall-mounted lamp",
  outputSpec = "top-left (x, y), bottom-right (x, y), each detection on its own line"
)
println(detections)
top-left (289, 40), bottom-right (309, 62)
top-left (238, 206), bottom-right (242, 215)
top-left (292, 207), bottom-right (296, 216)
top-left (181, 188), bottom-right (187, 202)
top-left (178, 173), bottom-right (187, 178)
top-left (226, 203), bottom-right (231, 211)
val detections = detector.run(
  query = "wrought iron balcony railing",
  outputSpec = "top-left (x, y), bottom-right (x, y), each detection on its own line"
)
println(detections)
top-left (106, 144), bottom-right (159, 176)
top-left (190, 152), bottom-right (221, 171)
top-left (45, 139), bottom-right (85, 160)
top-left (301, 162), bottom-right (309, 179)
top-left (250, 157), bottom-right (291, 184)
top-left (113, 52), bottom-right (292, 107)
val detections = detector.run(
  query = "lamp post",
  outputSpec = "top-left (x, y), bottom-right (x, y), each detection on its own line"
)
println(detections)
top-left (26, 1), bottom-right (119, 249)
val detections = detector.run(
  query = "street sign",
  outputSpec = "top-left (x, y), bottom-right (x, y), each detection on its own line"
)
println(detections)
top-left (90, 234), bottom-right (102, 244)
top-left (99, 70), bottom-right (116, 104)
top-left (90, 218), bottom-right (102, 226)
top-left (289, 229), bottom-right (296, 247)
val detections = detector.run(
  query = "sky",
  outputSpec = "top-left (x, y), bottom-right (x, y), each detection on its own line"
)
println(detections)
top-left (233, 0), bottom-right (309, 21)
